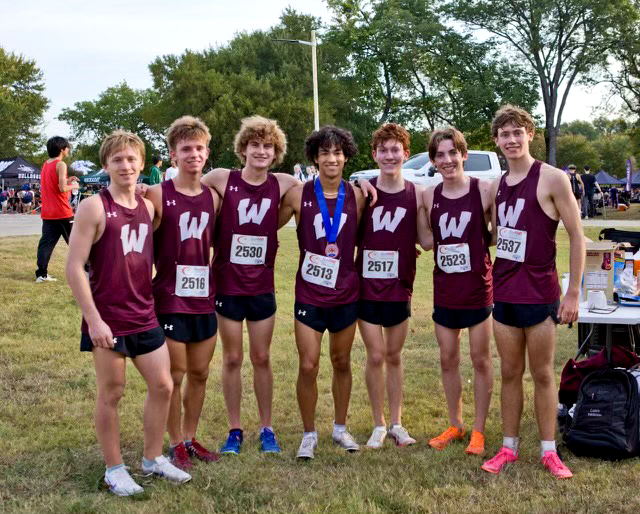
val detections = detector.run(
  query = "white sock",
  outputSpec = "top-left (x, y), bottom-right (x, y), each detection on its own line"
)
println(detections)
top-left (333, 422), bottom-right (346, 437)
top-left (374, 425), bottom-right (387, 431)
top-left (260, 426), bottom-right (274, 434)
top-left (106, 463), bottom-right (125, 475)
top-left (303, 431), bottom-right (317, 440)
top-left (503, 436), bottom-right (519, 454)
top-left (541, 440), bottom-right (556, 457)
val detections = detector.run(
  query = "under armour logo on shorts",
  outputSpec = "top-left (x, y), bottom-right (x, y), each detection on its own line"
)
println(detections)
top-left (107, 212), bottom-right (117, 218)
top-left (432, 203), bottom-right (439, 209)
top-left (215, 301), bottom-right (223, 307)
top-left (298, 309), bottom-right (306, 316)
top-left (112, 337), bottom-right (118, 344)
top-left (164, 324), bottom-right (173, 330)
top-left (166, 200), bottom-right (176, 206)
top-left (303, 201), bottom-right (312, 207)
top-left (229, 186), bottom-right (238, 192)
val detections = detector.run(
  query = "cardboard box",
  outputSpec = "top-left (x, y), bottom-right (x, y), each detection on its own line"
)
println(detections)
top-left (584, 241), bottom-right (618, 302)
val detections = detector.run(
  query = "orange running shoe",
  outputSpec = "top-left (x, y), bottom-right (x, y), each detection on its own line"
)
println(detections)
top-left (428, 426), bottom-right (465, 450)
top-left (464, 430), bottom-right (485, 455)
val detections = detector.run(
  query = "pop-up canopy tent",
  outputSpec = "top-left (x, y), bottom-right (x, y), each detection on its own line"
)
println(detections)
top-left (81, 169), bottom-right (109, 185)
top-left (595, 170), bottom-right (623, 186)
top-left (0, 156), bottom-right (40, 188)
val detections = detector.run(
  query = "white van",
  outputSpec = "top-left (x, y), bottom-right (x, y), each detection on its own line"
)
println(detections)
top-left (349, 150), bottom-right (504, 186)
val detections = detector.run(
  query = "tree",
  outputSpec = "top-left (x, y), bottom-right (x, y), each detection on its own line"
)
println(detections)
top-left (58, 82), bottom-right (162, 167)
top-left (559, 120), bottom-right (598, 140)
top-left (444, 0), bottom-right (638, 165)
top-left (0, 47), bottom-right (49, 157)
top-left (593, 134), bottom-right (633, 178)
top-left (555, 134), bottom-right (601, 171)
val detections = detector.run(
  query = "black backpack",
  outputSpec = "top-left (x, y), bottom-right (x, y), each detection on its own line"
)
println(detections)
top-left (564, 367), bottom-right (640, 460)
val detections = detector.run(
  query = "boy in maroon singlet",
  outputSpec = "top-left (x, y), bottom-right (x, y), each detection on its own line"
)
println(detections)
top-left (481, 105), bottom-right (584, 479)
top-left (279, 126), bottom-right (374, 459)
top-left (201, 116), bottom-right (297, 454)
top-left (356, 124), bottom-right (430, 449)
top-left (66, 131), bottom-right (191, 497)
top-left (422, 128), bottom-right (494, 456)
top-left (146, 116), bottom-right (221, 469)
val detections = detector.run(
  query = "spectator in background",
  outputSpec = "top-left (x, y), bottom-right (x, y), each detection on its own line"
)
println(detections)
top-left (580, 166), bottom-right (601, 219)
top-left (567, 164), bottom-right (583, 212)
top-left (164, 159), bottom-right (178, 181)
top-left (149, 155), bottom-right (163, 185)
top-left (0, 189), bottom-right (7, 214)
top-left (610, 186), bottom-right (618, 208)
top-left (22, 188), bottom-right (33, 212)
top-left (35, 136), bottom-right (79, 282)
top-left (293, 163), bottom-right (304, 181)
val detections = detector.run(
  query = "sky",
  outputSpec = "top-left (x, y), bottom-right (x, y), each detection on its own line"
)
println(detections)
top-left (3, 0), bottom-right (614, 142)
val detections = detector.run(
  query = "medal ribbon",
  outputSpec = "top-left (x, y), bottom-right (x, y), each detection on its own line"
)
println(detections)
top-left (314, 177), bottom-right (345, 244)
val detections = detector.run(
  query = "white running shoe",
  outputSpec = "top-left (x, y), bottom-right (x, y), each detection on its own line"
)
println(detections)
top-left (141, 455), bottom-right (192, 483)
top-left (388, 425), bottom-right (416, 446)
top-left (332, 430), bottom-right (360, 452)
top-left (104, 466), bottom-right (144, 497)
top-left (35, 275), bottom-right (57, 283)
top-left (366, 426), bottom-right (387, 449)
top-left (296, 434), bottom-right (318, 460)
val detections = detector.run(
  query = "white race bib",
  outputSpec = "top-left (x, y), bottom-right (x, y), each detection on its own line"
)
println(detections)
top-left (363, 250), bottom-right (399, 279)
top-left (437, 243), bottom-right (471, 273)
top-left (301, 251), bottom-right (339, 289)
top-left (175, 265), bottom-right (209, 297)
top-left (230, 234), bottom-right (267, 265)
top-left (496, 226), bottom-right (527, 262)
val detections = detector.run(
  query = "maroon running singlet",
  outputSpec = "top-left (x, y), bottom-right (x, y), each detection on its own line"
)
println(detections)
top-left (152, 180), bottom-right (216, 314)
top-left (295, 179), bottom-right (359, 307)
top-left (81, 190), bottom-right (158, 336)
top-left (212, 170), bottom-right (280, 295)
top-left (356, 178), bottom-right (417, 301)
top-left (431, 177), bottom-right (493, 309)
top-left (493, 160), bottom-right (561, 304)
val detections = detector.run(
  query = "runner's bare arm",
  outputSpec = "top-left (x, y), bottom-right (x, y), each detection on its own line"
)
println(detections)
top-left (357, 179), bottom-right (378, 206)
top-left (418, 186), bottom-right (434, 251)
top-left (143, 197), bottom-right (155, 224)
top-left (489, 177), bottom-right (500, 246)
top-left (57, 160), bottom-right (78, 192)
top-left (145, 184), bottom-right (163, 230)
top-left (279, 184), bottom-right (302, 228)
top-left (274, 172), bottom-right (302, 199)
top-left (201, 167), bottom-right (231, 198)
top-left (65, 196), bottom-right (114, 348)
top-left (210, 186), bottom-right (222, 214)
top-left (550, 169), bottom-right (585, 324)
top-left (479, 179), bottom-right (494, 235)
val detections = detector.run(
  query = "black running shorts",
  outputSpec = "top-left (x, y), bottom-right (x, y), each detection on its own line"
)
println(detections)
top-left (157, 312), bottom-right (217, 343)
top-left (294, 301), bottom-right (358, 334)
top-left (492, 300), bottom-right (560, 328)
top-left (432, 305), bottom-right (493, 330)
top-left (80, 325), bottom-right (165, 358)
top-left (215, 292), bottom-right (277, 322)
top-left (358, 299), bottom-right (411, 327)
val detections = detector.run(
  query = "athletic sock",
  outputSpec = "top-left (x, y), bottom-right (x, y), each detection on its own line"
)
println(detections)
top-left (376, 425), bottom-right (388, 431)
top-left (106, 463), bottom-right (125, 475)
top-left (260, 426), bottom-right (274, 435)
top-left (333, 422), bottom-right (346, 438)
top-left (503, 436), bottom-right (519, 454)
top-left (303, 431), bottom-right (318, 440)
top-left (540, 440), bottom-right (556, 457)
top-left (142, 457), bottom-right (156, 468)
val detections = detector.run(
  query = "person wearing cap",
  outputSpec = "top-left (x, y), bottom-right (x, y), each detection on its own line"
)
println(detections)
top-left (566, 165), bottom-right (583, 212)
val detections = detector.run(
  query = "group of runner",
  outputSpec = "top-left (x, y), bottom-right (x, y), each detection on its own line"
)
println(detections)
top-left (63, 104), bottom-right (584, 497)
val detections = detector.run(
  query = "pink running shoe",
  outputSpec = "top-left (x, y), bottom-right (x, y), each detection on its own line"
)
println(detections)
top-left (481, 446), bottom-right (518, 474)
top-left (541, 451), bottom-right (573, 479)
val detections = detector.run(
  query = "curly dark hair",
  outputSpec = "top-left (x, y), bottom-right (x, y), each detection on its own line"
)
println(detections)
top-left (304, 125), bottom-right (358, 162)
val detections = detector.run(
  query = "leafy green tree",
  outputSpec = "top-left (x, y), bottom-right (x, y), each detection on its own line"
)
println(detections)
top-left (444, 0), bottom-right (638, 166)
top-left (0, 48), bottom-right (49, 157)
top-left (555, 134), bottom-right (601, 171)
top-left (559, 120), bottom-right (598, 140)
top-left (593, 134), bottom-right (633, 178)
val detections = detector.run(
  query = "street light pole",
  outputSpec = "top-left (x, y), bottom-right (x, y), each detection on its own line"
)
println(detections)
top-left (272, 30), bottom-right (320, 131)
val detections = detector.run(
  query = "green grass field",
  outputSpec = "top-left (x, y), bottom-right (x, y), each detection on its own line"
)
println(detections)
top-left (2, 227), bottom-right (640, 513)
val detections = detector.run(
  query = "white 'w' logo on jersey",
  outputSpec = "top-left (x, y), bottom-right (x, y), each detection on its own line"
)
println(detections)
top-left (372, 206), bottom-right (406, 233)
top-left (313, 212), bottom-right (348, 239)
top-left (439, 211), bottom-right (471, 239)
top-left (179, 211), bottom-right (209, 241)
top-left (121, 224), bottom-right (149, 255)
top-left (237, 198), bottom-right (271, 225)
top-left (498, 198), bottom-right (525, 227)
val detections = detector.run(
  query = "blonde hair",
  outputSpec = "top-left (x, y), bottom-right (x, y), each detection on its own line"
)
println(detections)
top-left (99, 130), bottom-right (145, 167)
top-left (167, 115), bottom-right (211, 151)
top-left (491, 104), bottom-right (535, 137)
top-left (428, 127), bottom-right (468, 160)
top-left (233, 116), bottom-right (287, 166)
